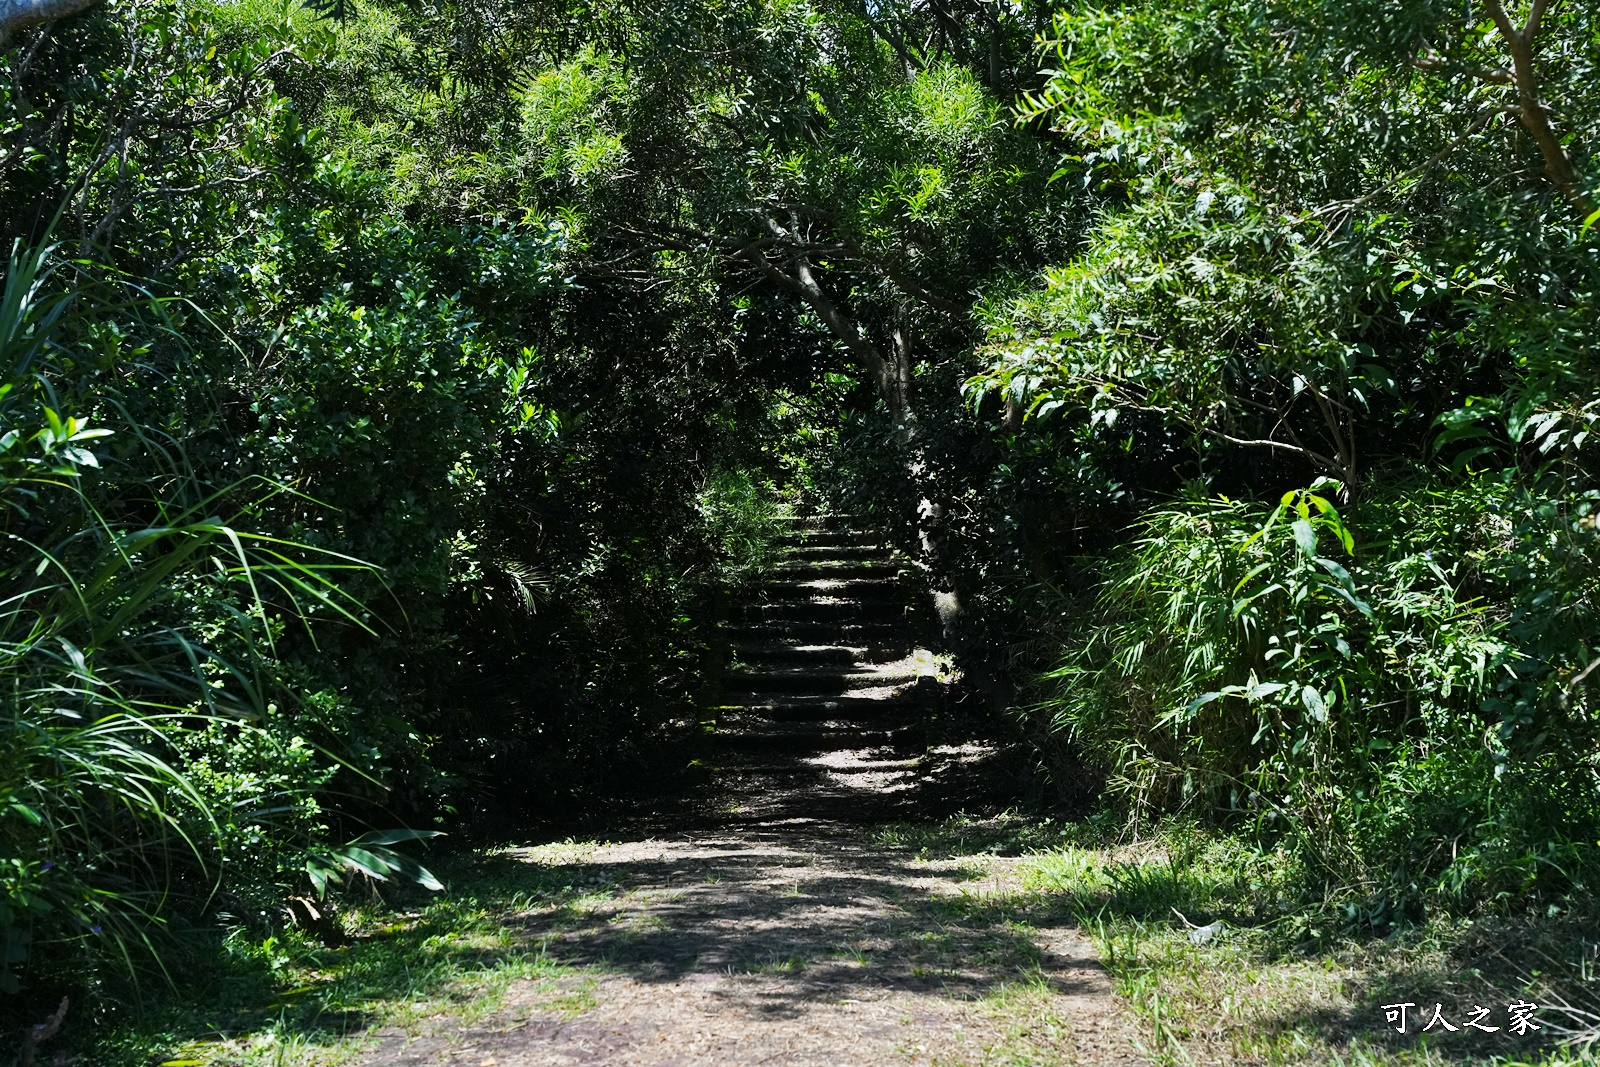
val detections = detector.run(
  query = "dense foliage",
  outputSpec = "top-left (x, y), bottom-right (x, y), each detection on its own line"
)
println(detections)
top-left (0, 0), bottom-right (810, 1010)
top-left (968, 0), bottom-right (1600, 916)
top-left (0, 0), bottom-right (1595, 1033)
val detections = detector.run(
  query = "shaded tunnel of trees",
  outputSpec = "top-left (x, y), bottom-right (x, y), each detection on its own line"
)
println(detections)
top-left (0, 0), bottom-right (1597, 1031)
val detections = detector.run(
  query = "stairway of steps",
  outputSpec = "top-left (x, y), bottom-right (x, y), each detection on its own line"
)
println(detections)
top-left (712, 514), bottom-right (936, 764)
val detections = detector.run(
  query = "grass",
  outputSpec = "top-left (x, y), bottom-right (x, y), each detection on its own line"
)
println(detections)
top-left (874, 811), bottom-right (1600, 1067)
top-left (947, 971), bottom-right (1081, 1067)
top-left (74, 842), bottom-right (616, 1067)
top-left (36, 815), bottom-right (1600, 1067)
top-left (749, 953), bottom-right (809, 974)
top-left (1060, 823), bottom-right (1582, 1067)
top-left (864, 812), bottom-right (1079, 859)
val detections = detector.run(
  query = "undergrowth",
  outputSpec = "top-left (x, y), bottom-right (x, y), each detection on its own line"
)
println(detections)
top-left (60, 843), bottom-right (615, 1067)
top-left (876, 812), bottom-right (1600, 1067)
top-left (1047, 828), bottom-right (1600, 1066)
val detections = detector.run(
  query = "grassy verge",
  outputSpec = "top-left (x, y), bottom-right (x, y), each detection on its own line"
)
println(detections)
top-left (20, 818), bottom-right (1600, 1066)
top-left (870, 813), bottom-right (1600, 1067)
top-left (60, 841), bottom-right (613, 1067)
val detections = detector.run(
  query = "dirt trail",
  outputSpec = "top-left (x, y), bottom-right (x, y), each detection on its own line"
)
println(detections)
top-left (362, 517), bottom-right (1141, 1066)
top-left (363, 821), bottom-right (1137, 1067)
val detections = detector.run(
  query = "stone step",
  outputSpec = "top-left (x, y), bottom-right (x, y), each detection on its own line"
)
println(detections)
top-left (736, 704), bottom-right (917, 724)
top-left (732, 600), bottom-right (909, 626)
top-left (775, 531), bottom-right (881, 549)
top-left (721, 688), bottom-right (921, 709)
top-left (727, 665), bottom-right (922, 695)
top-left (712, 720), bottom-right (917, 754)
top-left (773, 514), bottom-right (864, 530)
top-left (771, 560), bottom-right (900, 579)
top-left (717, 694), bottom-right (922, 721)
top-left (777, 544), bottom-right (887, 562)
top-left (713, 751), bottom-right (923, 774)
top-left (745, 578), bottom-right (903, 603)
top-left (726, 621), bottom-right (908, 644)
top-left (732, 644), bottom-right (866, 668)
top-left (730, 642), bottom-right (913, 666)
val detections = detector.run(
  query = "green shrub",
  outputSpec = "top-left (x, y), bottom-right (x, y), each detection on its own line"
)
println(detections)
top-left (1035, 477), bottom-right (1600, 916)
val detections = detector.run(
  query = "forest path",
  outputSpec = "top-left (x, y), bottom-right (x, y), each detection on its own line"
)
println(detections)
top-left (361, 517), bottom-right (1141, 1066)
top-left (362, 827), bottom-right (1138, 1067)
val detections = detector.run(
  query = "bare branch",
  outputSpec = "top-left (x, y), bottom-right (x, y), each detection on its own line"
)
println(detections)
top-left (1409, 49), bottom-right (1514, 84)
top-left (1570, 654), bottom-right (1600, 694)
top-left (1202, 429), bottom-right (1341, 473)
top-left (1306, 383), bottom-right (1356, 484)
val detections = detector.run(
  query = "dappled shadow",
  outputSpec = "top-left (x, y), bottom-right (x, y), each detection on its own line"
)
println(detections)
top-left (484, 822), bottom-right (1104, 1018)
top-left (342, 720), bottom-right (1145, 1067)
top-left (1016, 846), bottom-right (1590, 1066)
top-left (347, 795), bottom-right (1140, 1066)
top-left (348, 621), bottom-right (1127, 1067)
top-left (708, 738), bottom-right (1030, 825)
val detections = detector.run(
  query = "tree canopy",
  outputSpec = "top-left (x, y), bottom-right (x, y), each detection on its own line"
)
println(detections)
top-left (0, 0), bottom-right (1596, 1031)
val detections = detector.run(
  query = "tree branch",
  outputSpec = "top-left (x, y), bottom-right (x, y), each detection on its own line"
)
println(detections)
top-left (747, 215), bottom-right (910, 429)
top-left (18, 997), bottom-right (69, 1067)
top-left (1409, 48), bottom-right (1514, 85)
top-left (1523, 0), bottom-right (1550, 40)
top-left (0, 0), bottom-right (101, 42)
top-left (853, 242), bottom-right (970, 317)
top-left (1205, 428), bottom-right (1341, 474)
top-left (745, 229), bottom-right (882, 378)
top-left (862, 6), bottom-right (919, 78)
top-left (1483, 0), bottom-right (1592, 213)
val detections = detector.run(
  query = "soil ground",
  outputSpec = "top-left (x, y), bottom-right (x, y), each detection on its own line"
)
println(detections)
top-left (353, 518), bottom-right (1141, 1066)
top-left (356, 744), bottom-right (1143, 1067)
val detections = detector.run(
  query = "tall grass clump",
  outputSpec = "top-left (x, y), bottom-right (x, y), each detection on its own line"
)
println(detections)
top-left (0, 241), bottom-right (431, 1004)
top-left (1034, 475), bottom-right (1600, 921)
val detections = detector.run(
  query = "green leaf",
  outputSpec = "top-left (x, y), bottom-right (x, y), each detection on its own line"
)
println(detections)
top-left (1313, 556), bottom-right (1357, 592)
top-left (1301, 685), bottom-right (1328, 722)
top-left (1450, 444), bottom-right (1501, 472)
top-left (6, 802), bottom-right (42, 825)
top-left (1325, 583), bottom-right (1375, 619)
top-left (383, 853), bottom-right (444, 892)
top-left (1232, 560), bottom-right (1273, 593)
top-left (1333, 520), bottom-right (1355, 556)
top-left (1432, 403), bottom-right (1502, 456)
top-left (1291, 519), bottom-right (1318, 557)
top-left (335, 846), bottom-right (395, 881)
